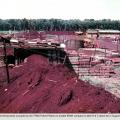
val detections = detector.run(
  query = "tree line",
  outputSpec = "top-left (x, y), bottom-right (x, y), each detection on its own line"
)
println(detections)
top-left (0, 18), bottom-right (120, 31)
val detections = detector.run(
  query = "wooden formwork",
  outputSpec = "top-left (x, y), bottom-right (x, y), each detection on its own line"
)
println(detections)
top-left (67, 50), bottom-right (114, 78)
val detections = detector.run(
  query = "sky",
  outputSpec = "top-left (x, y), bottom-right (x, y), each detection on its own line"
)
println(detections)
top-left (0, 0), bottom-right (120, 20)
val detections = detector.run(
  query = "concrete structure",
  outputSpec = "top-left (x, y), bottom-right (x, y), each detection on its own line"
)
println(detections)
top-left (87, 29), bottom-right (120, 38)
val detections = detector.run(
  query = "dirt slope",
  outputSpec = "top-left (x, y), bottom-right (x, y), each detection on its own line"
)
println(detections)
top-left (0, 54), bottom-right (120, 113)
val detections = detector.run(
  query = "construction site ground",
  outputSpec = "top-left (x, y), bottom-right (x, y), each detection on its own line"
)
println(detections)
top-left (68, 48), bottom-right (120, 99)
top-left (1, 31), bottom-right (120, 113)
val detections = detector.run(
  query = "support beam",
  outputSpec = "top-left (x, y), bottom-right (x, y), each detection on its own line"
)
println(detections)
top-left (3, 40), bottom-right (10, 83)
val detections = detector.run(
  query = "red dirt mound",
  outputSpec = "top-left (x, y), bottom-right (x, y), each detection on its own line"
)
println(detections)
top-left (0, 54), bottom-right (120, 113)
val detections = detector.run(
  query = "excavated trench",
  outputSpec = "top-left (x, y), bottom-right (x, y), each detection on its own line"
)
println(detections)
top-left (13, 48), bottom-right (72, 68)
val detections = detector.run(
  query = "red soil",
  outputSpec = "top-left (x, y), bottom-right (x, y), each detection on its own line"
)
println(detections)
top-left (0, 47), bottom-right (14, 56)
top-left (14, 31), bottom-right (41, 40)
top-left (14, 31), bottom-right (79, 42)
top-left (0, 54), bottom-right (120, 113)
top-left (45, 31), bottom-right (75, 35)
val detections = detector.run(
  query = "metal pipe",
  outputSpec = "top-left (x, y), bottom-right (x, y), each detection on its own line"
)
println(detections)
top-left (117, 38), bottom-right (119, 52)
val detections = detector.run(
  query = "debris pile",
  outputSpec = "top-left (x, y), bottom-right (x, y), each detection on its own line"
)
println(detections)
top-left (0, 54), bottom-right (120, 113)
